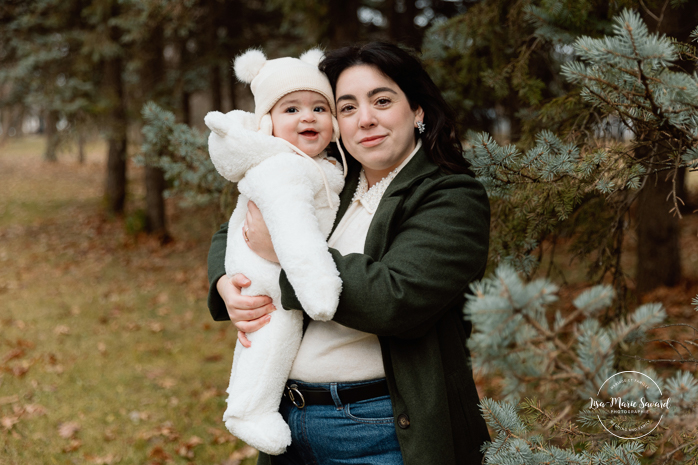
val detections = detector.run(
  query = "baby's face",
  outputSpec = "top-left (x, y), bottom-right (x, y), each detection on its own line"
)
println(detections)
top-left (270, 90), bottom-right (333, 158)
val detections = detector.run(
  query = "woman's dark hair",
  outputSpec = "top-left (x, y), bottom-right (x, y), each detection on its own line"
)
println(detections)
top-left (320, 41), bottom-right (471, 175)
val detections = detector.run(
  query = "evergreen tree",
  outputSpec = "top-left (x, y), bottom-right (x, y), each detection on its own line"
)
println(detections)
top-left (467, 264), bottom-right (698, 464)
top-left (460, 10), bottom-right (698, 464)
top-left (425, 1), bottom-right (698, 299)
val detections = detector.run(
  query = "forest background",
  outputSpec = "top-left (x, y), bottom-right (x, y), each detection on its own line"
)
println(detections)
top-left (1, 0), bottom-right (698, 464)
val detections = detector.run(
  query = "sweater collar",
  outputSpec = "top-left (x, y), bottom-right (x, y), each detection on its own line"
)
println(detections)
top-left (331, 143), bottom-right (439, 235)
top-left (351, 140), bottom-right (423, 214)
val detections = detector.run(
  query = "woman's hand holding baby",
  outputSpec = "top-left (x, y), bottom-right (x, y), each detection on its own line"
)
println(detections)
top-left (216, 273), bottom-right (276, 347)
top-left (244, 200), bottom-right (279, 263)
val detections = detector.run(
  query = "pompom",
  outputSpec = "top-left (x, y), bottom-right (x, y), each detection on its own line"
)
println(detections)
top-left (299, 48), bottom-right (324, 68)
top-left (234, 49), bottom-right (267, 84)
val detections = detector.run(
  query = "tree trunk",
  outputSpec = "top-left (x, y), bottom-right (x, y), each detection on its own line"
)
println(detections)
top-left (103, 55), bottom-right (128, 214)
top-left (211, 63), bottom-right (222, 111)
top-left (387, 0), bottom-right (421, 49)
top-left (77, 129), bottom-right (85, 164)
top-left (229, 70), bottom-right (237, 112)
top-left (327, 0), bottom-right (360, 48)
top-left (44, 109), bottom-right (59, 162)
top-left (636, 171), bottom-right (681, 295)
top-left (142, 25), bottom-right (170, 241)
top-left (633, 3), bottom-right (697, 295)
top-left (144, 165), bottom-right (169, 241)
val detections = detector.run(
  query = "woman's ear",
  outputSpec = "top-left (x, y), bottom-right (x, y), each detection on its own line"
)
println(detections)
top-left (414, 106), bottom-right (424, 125)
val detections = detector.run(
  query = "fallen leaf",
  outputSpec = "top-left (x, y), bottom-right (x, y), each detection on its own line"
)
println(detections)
top-left (185, 435), bottom-right (203, 448)
top-left (24, 404), bottom-right (47, 417)
top-left (155, 292), bottom-right (169, 304)
top-left (54, 325), bottom-right (70, 336)
top-left (3, 348), bottom-right (24, 363)
top-left (62, 439), bottom-right (82, 452)
top-left (157, 378), bottom-right (177, 389)
top-left (199, 388), bottom-right (220, 402)
top-left (148, 445), bottom-right (171, 460)
top-left (44, 364), bottom-right (64, 374)
top-left (204, 354), bottom-right (223, 362)
top-left (58, 421), bottom-right (81, 439)
top-left (208, 427), bottom-right (237, 445)
top-left (148, 321), bottom-right (164, 333)
top-left (12, 364), bottom-right (29, 377)
top-left (125, 322), bottom-right (140, 332)
top-left (176, 444), bottom-right (194, 459)
top-left (128, 411), bottom-right (150, 424)
top-left (229, 445), bottom-right (257, 461)
top-left (97, 342), bottom-right (107, 354)
top-left (1, 415), bottom-right (20, 430)
top-left (0, 395), bottom-right (19, 405)
top-left (137, 422), bottom-right (178, 442)
top-left (103, 427), bottom-right (117, 442)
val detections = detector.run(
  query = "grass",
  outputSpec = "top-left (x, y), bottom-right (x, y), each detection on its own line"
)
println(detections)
top-left (2, 135), bottom-right (696, 463)
top-left (0, 136), bottom-right (257, 465)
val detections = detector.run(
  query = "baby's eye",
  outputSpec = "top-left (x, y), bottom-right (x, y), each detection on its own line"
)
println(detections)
top-left (314, 106), bottom-right (327, 112)
top-left (285, 107), bottom-right (298, 113)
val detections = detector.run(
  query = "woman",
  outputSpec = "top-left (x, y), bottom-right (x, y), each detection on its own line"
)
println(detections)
top-left (207, 42), bottom-right (491, 465)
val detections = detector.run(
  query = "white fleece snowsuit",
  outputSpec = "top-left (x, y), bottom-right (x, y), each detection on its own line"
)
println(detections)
top-left (205, 109), bottom-right (344, 455)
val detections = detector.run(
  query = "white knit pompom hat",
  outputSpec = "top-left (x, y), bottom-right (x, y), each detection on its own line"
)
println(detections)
top-left (234, 48), bottom-right (339, 141)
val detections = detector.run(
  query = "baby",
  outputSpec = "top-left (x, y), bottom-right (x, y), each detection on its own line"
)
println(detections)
top-left (205, 48), bottom-right (345, 455)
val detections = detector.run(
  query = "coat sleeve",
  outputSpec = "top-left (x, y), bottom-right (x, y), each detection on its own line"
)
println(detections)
top-left (279, 175), bottom-right (490, 340)
top-left (207, 222), bottom-right (230, 321)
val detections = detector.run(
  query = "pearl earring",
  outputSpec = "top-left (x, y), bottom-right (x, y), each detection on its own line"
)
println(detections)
top-left (416, 121), bottom-right (426, 134)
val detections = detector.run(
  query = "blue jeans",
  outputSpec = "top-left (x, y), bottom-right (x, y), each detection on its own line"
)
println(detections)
top-left (274, 379), bottom-right (404, 465)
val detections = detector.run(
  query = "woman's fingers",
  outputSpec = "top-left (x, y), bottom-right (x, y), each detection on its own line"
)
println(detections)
top-left (218, 274), bottom-right (273, 312)
top-left (230, 273), bottom-right (251, 288)
top-left (236, 313), bottom-right (272, 333)
top-left (244, 201), bottom-right (279, 263)
top-left (238, 331), bottom-right (251, 348)
top-left (235, 313), bottom-right (272, 348)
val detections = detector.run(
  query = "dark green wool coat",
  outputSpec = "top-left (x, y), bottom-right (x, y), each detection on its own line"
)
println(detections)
top-left (207, 147), bottom-right (491, 465)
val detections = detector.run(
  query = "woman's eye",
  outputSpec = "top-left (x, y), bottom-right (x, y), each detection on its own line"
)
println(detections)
top-left (340, 104), bottom-right (355, 113)
top-left (376, 98), bottom-right (391, 106)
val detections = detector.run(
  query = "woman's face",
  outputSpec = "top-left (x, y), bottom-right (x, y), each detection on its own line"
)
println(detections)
top-left (335, 65), bottom-right (423, 185)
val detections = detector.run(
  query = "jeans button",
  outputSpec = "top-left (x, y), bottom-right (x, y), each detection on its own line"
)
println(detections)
top-left (397, 413), bottom-right (410, 429)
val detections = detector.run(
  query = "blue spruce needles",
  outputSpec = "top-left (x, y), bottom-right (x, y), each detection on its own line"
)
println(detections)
top-left (466, 265), bottom-right (698, 463)
top-left (139, 102), bottom-right (230, 213)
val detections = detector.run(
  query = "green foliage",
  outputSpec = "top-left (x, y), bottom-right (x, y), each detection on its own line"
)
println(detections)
top-left (462, 9), bottom-right (698, 292)
top-left (467, 265), bottom-right (698, 464)
top-left (139, 102), bottom-right (228, 209)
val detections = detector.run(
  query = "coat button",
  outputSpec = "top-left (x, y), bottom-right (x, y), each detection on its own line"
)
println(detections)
top-left (397, 413), bottom-right (410, 429)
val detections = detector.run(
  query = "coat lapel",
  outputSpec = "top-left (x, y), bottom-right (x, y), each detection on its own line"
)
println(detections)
top-left (365, 147), bottom-right (439, 259)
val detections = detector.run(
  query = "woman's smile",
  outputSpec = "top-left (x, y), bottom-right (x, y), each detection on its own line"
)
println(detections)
top-left (359, 135), bottom-right (387, 147)
top-left (335, 64), bottom-right (423, 187)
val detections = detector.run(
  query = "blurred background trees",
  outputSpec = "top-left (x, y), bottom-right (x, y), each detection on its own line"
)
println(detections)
top-left (2, 0), bottom-right (697, 298)
top-left (0, 0), bottom-right (468, 239)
